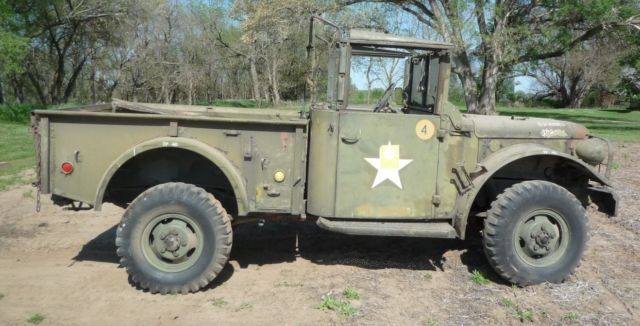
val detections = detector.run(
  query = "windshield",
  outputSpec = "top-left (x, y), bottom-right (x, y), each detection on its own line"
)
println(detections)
top-left (350, 56), bottom-right (406, 109)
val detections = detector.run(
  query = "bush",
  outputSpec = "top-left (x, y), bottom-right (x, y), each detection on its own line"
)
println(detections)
top-left (0, 104), bottom-right (47, 124)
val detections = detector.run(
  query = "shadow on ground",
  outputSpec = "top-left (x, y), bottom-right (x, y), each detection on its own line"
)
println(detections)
top-left (73, 220), bottom-right (498, 284)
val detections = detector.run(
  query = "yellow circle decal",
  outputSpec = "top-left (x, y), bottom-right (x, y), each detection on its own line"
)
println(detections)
top-left (415, 119), bottom-right (435, 140)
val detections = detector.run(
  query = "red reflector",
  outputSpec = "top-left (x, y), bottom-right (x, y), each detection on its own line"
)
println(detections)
top-left (61, 162), bottom-right (74, 174)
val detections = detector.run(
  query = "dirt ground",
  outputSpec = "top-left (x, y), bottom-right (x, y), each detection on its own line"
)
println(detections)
top-left (0, 144), bottom-right (638, 326)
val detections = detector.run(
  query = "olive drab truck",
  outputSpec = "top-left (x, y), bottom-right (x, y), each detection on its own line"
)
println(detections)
top-left (31, 16), bottom-right (617, 294)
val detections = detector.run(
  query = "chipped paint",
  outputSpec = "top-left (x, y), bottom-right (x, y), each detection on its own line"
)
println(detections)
top-left (540, 129), bottom-right (569, 138)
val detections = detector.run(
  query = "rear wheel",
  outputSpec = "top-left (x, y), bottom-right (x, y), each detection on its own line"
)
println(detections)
top-left (116, 182), bottom-right (232, 294)
top-left (483, 180), bottom-right (588, 286)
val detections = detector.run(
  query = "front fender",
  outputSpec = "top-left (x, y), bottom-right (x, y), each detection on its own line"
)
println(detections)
top-left (455, 143), bottom-right (614, 237)
top-left (93, 137), bottom-right (248, 215)
top-left (476, 143), bottom-right (610, 188)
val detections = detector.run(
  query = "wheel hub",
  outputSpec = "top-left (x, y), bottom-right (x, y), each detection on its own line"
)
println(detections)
top-left (515, 209), bottom-right (568, 266)
top-left (522, 216), bottom-right (559, 256)
top-left (148, 217), bottom-right (199, 263)
top-left (162, 232), bottom-right (182, 253)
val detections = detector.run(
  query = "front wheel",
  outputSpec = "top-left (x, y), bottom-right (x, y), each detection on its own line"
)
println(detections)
top-left (116, 182), bottom-right (232, 294)
top-left (483, 180), bottom-right (588, 286)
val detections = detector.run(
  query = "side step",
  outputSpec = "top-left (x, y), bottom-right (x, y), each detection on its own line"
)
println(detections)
top-left (316, 217), bottom-right (458, 239)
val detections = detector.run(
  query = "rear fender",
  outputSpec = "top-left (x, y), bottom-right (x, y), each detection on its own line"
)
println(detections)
top-left (93, 137), bottom-right (248, 214)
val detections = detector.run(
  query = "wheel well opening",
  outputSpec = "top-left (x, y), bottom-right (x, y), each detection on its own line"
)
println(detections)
top-left (466, 155), bottom-right (591, 237)
top-left (104, 147), bottom-right (238, 216)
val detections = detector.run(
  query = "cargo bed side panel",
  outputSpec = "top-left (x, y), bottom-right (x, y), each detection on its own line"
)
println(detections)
top-left (43, 112), bottom-right (307, 215)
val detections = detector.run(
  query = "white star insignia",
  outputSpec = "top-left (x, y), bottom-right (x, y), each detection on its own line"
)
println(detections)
top-left (365, 142), bottom-right (412, 189)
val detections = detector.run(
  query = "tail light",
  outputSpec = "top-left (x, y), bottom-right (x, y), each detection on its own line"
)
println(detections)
top-left (61, 162), bottom-right (74, 174)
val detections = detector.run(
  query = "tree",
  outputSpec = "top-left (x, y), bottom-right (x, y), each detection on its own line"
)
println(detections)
top-left (0, 0), bottom-right (27, 103)
top-left (343, 0), bottom-right (640, 114)
top-left (526, 36), bottom-right (629, 108)
top-left (229, 0), bottom-right (335, 105)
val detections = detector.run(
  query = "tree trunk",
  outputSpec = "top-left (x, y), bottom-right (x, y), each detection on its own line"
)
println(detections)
top-left (164, 81), bottom-right (171, 104)
top-left (0, 80), bottom-right (4, 104)
top-left (90, 65), bottom-right (97, 104)
top-left (271, 57), bottom-right (281, 105)
top-left (249, 57), bottom-right (260, 100)
top-left (366, 59), bottom-right (374, 104)
top-left (454, 61), bottom-right (479, 113)
top-left (188, 77), bottom-right (193, 105)
top-left (25, 73), bottom-right (46, 104)
top-left (477, 60), bottom-right (500, 115)
top-left (568, 90), bottom-right (587, 108)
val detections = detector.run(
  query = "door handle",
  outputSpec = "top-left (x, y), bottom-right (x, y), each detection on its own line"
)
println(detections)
top-left (340, 130), bottom-right (361, 144)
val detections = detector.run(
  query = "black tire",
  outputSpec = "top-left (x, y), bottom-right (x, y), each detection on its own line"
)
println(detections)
top-left (483, 180), bottom-right (588, 286)
top-left (116, 182), bottom-right (232, 294)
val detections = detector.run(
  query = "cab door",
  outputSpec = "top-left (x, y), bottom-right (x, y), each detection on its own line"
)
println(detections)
top-left (333, 109), bottom-right (440, 219)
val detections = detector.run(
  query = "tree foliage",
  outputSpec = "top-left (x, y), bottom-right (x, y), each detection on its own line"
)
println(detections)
top-left (0, 0), bottom-right (638, 110)
top-left (343, 0), bottom-right (640, 113)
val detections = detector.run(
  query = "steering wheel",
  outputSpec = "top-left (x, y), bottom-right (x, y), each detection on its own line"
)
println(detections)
top-left (373, 83), bottom-right (396, 113)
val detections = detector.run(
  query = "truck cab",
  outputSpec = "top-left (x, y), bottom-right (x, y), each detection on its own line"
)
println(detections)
top-left (306, 26), bottom-right (468, 237)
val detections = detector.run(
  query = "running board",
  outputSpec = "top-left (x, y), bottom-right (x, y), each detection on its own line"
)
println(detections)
top-left (316, 217), bottom-right (458, 239)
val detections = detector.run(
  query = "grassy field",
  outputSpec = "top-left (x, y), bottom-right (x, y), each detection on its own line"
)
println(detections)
top-left (0, 103), bottom-right (638, 191)
top-left (0, 122), bottom-right (35, 191)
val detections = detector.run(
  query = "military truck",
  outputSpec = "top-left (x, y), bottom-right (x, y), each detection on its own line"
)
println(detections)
top-left (31, 17), bottom-right (617, 294)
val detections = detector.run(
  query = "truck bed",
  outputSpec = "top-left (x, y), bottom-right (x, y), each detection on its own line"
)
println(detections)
top-left (32, 100), bottom-right (309, 218)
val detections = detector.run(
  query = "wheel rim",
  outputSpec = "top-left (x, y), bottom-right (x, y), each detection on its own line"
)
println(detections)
top-left (514, 209), bottom-right (570, 267)
top-left (141, 213), bottom-right (204, 272)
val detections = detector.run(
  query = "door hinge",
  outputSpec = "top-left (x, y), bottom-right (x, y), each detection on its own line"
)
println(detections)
top-left (453, 162), bottom-right (473, 194)
top-left (432, 194), bottom-right (441, 206)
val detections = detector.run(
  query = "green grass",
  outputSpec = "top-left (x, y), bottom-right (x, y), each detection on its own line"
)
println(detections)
top-left (318, 296), bottom-right (358, 317)
top-left (512, 308), bottom-right (534, 322)
top-left (500, 298), bottom-right (515, 308)
top-left (235, 302), bottom-right (253, 312)
top-left (470, 270), bottom-right (491, 285)
top-left (0, 122), bottom-right (35, 191)
top-left (423, 319), bottom-right (440, 326)
top-left (562, 311), bottom-right (579, 321)
top-left (27, 313), bottom-right (45, 324)
top-left (498, 298), bottom-right (536, 322)
top-left (0, 104), bottom-right (47, 124)
top-left (343, 287), bottom-right (360, 300)
top-left (0, 293), bottom-right (4, 299)
top-left (209, 297), bottom-right (228, 307)
top-left (464, 106), bottom-right (640, 142)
